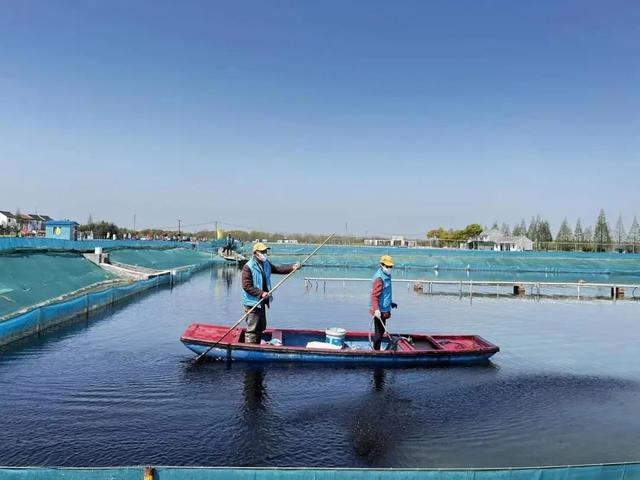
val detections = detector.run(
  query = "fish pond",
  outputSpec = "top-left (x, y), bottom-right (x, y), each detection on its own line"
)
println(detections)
top-left (0, 265), bottom-right (639, 468)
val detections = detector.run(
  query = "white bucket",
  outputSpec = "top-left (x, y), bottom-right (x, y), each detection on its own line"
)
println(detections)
top-left (94, 247), bottom-right (103, 255)
top-left (325, 327), bottom-right (347, 347)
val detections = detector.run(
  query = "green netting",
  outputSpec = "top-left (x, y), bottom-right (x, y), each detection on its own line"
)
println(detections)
top-left (0, 276), bottom-right (169, 345)
top-left (250, 245), bottom-right (640, 278)
top-left (0, 252), bottom-right (116, 319)
top-left (0, 238), bottom-right (184, 253)
top-left (109, 248), bottom-right (219, 271)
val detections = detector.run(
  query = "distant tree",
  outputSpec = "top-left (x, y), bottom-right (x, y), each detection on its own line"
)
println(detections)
top-left (593, 209), bottom-right (611, 251)
top-left (584, 226), bottom-right (594, 240)
top-left (538, 219), bottom-right (553, 243)
top-left (527, 216), bottom-right (539, 242)
top-left (427, 228), bottom-right (448, 239)
top-left (627, 216), bottom-right (640, 249)
top-left (574, 218), bottom-right (584, 243)
top-left (512, 223), bottom-right (522, 236)
top-left (426, 223), bottom-right (483, 246)
top-left (87, 213), bottom-right (94, 224)
top-left (14, 207), bottom-right (24, 230)
top-left (613, 214), bottom-right (626, 246)
top-left (491, 221), bottom-right (499, 230)
top-left (462, 223), bottom-right (483, 238)
top-left (500, 223), bottom-right (511, 236)
top-left (512, 219), bottom-right (527, 237)
top-left (556, 218), bottom-right (574, 243)
top-left (580, 226), bottom-right (593, 251)
top-left (80, 220), bottom-right (122, 239)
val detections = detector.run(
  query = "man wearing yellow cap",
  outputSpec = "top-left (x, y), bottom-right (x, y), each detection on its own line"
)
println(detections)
top-left (369, 255), bottom-right (398, 350)
top-left (241, 242), bottom-right (301, 344)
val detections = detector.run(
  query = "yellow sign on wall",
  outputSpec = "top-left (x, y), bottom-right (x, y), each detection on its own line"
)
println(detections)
top-left (54, 227), bottom-right (62, 236)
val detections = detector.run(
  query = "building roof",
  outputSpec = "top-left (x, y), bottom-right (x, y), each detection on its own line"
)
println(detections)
top-left (27, 213), bottom-right (53, 222)
top-left (0, 211), bottom-right (16, 218)
top-left (46, 220), bottom-right (79, 226)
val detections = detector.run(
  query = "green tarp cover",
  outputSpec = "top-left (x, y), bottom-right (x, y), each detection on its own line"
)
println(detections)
top-left (258, 245), bottom-right (640, 275)
top-left (0, 252), bottom-right (116, 319)
top-left (0, 238), bottom-right (183, 253)
top-left (109, 248), bottom-right (217, 271)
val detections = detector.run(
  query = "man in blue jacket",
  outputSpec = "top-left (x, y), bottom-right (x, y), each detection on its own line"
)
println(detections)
top-left (241, 242), bottom-right (301, 343)
top-left (370, 255), bottom-right (398, 350)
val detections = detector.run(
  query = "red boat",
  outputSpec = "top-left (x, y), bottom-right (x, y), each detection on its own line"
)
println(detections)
top-left (181, 324), bottom-right (499, 366)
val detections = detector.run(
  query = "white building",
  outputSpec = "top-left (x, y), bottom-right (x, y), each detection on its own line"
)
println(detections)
top-left (0, 211), bottom-right (18, 227)
top-left (466, 229), bottom-right (533, 251)
top-left (364, 235), bottom-right (417, 247)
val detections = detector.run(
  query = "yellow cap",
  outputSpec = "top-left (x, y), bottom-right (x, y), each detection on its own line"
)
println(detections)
top-left (253, 242), bottom-right (269, 253)
top-left (380, 255), bottom-right (394, 267)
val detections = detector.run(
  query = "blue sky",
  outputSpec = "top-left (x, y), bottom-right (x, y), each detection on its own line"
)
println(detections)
top-left (1, 0), bottom-right (638, 236)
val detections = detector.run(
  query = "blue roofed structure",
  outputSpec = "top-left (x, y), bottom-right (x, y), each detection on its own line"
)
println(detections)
top-left (45, 220), bottom-right (79, 241)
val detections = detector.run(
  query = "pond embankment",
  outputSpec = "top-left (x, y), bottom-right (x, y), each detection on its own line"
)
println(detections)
top-left (0, 241), bottom-right (221, 345)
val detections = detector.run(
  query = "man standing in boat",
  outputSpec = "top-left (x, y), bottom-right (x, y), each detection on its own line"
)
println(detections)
top-left (370, 255), bottom-right (398, 350)
top-left (241, 242), bottom-right (301, 344)
top-left (224, 233), bottom-right (234, 255)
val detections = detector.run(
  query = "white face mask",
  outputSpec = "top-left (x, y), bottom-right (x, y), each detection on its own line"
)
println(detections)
top-left (256, 252), bottom-right (268, 262)
top-left (381, 266), bottom-right (392, 276)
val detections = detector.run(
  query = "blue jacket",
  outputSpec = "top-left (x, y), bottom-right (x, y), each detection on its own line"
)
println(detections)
top-left (242, 257), bottom-right (272, 307)
top-left (370, 267), bottom-right (393, 313)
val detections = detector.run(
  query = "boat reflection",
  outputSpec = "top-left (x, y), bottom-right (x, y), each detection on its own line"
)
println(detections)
top-left (372, 367), bottom-right (386, 391)
top-left (348, 368), bottom-right (393, 464)
top-left (242, 367), bottom-right (267, 415)
top-left (221, 266), bottom-right (235, 293)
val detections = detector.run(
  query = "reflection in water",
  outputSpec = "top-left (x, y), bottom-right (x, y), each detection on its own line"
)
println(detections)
top-left (210, 265), bottom-right (239, 300)
top-left (348, 368), bottom-right (393, 464)
top-left (373, 368), bottom-right (386, 392)
top-left (243, 367), bottom-right (267, 416)
top-left (238, 367), bottom-right (271, 466)
top-left (221, 266), bottom-right (234, 293)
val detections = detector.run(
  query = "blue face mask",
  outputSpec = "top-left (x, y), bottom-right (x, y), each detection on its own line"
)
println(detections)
top-left (381, 266), bottom-right (392, 276)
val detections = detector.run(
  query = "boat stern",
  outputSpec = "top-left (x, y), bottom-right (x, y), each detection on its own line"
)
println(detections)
top-left (181, 323), bottom-right (243, 346)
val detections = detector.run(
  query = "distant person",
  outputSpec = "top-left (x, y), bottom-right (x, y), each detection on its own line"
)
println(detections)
top-left (241, 242), bottom-right (301, 344)
top-left (225, 233), bottom-right (234, 255)
top-left (370, 255), bottom-right (398, 350)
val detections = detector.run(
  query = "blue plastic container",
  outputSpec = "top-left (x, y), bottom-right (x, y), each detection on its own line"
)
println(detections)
top-left (325, 327), bottom-right (347, 347)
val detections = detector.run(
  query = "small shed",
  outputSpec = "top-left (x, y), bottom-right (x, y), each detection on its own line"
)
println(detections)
top-left (45, 220), bottom-right (79, 241)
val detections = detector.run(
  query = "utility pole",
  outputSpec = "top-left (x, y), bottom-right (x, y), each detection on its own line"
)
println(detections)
top-left (133, 214), bottom-right (136, 231)
top-left (178, 219), bottom-right (182, 236)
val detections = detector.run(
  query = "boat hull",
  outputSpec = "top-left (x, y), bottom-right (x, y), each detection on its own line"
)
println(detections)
top-left (181, 324), bottom-right (499, 366)
top-left (182, 341), bottom-right (496, 365)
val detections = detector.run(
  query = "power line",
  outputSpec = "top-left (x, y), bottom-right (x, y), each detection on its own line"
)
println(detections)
top-left (148, 219), bottom-right (261, 231)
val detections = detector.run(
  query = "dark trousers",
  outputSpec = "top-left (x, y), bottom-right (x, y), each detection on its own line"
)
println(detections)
top-left (244, 305), bottom-right (267, 344)
top-left (372, 311), bottom-right (391, 350)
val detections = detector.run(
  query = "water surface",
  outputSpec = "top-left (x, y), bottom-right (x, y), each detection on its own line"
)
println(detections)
top-left (1, 266), bottom-right (639, 468)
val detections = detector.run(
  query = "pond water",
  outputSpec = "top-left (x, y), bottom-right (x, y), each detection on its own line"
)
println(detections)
top-left (0, 266), bottom-right (638, 468)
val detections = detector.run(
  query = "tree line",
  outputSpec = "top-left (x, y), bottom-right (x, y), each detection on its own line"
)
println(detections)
top-left (487, 210), bottom-right (639, 252)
